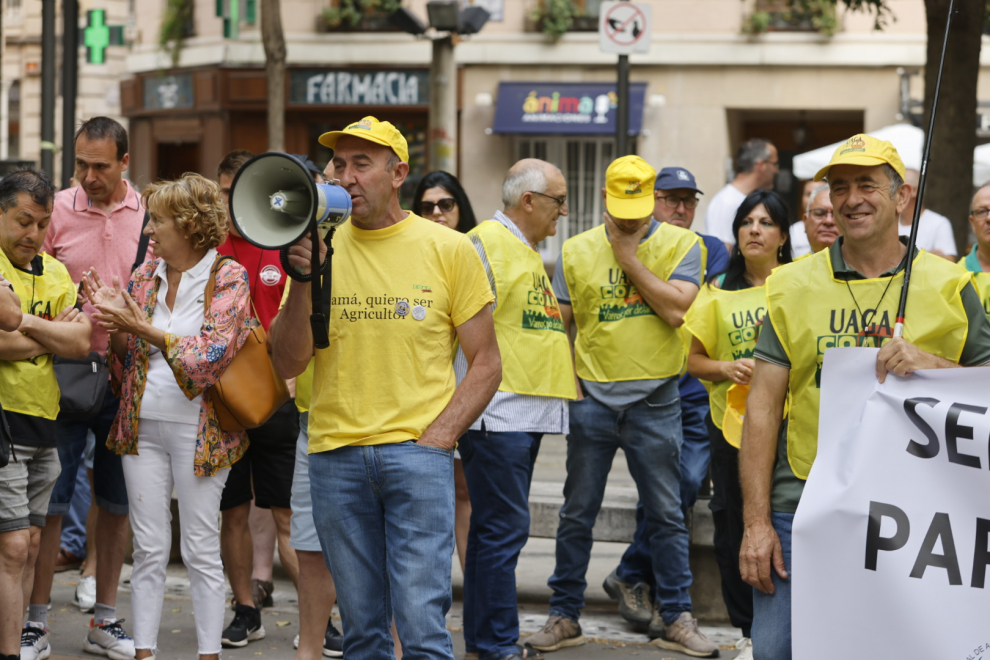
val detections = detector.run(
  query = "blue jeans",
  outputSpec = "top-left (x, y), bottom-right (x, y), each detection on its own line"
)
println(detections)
top-left (751, 512), bottom-right (793, 660)
top-left (60, 447), bottom-right (92, 558)
top-left (49, 390), bottom-right (128, 515)
top-left (549, 385), bottom-right (693, 625)
top-left (615, 396), bottom-right (711, 589)
top-left (460, 429), bottom-right (542, 660)
top-left (310, 442), bottom-right (456, 660)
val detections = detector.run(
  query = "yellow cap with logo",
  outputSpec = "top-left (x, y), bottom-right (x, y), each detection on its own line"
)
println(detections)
top-left (318, 116), bottom-right (409, 163)
top-left (814, 134), bottom-right (906, 182)
top-left (605, 155), bottom-right (656, 219)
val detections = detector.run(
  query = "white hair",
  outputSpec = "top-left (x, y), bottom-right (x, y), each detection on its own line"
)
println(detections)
top-left (807, 183), bottom-right (830, 215)
top-left (502, 162), bottom-right (562, 209)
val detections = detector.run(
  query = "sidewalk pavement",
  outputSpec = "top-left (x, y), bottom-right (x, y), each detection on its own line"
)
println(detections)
top-left (46, 435), bottom-right (747, 659)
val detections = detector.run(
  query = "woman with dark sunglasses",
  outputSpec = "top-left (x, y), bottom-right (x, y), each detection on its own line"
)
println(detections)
top-left (412, 171), bottom-right (478, 235)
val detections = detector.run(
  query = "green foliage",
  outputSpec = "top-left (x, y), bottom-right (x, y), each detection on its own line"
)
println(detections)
top-left (322, 0), bottom-right (403, 28)
top-left (741, 0), bottom-right (859, 37)
top-left (531, 0), bottom-right (576, 42)
top-left (158, 0), bottom-right (194, 67)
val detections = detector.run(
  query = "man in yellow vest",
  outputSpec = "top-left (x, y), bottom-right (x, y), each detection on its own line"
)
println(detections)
top-left (527, 155), bottom-right (719, 658)
top-left (961, 183), bottom-right (990, 320)
top-left (455, 158), bottom-right (575, 660)
top-left (739, 135), bottom-right (990, 660)
top-left (0, 168), bottom-right (92, 660)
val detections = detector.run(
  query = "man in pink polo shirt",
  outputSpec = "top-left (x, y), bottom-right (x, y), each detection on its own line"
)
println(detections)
top-left (30, 117), bottom-right (146, 660)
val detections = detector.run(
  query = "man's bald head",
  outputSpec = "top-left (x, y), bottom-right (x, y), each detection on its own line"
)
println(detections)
top-left (502, 159), bottom-right (562, 209)
top-left (501, 158), bottom-right (568, 246)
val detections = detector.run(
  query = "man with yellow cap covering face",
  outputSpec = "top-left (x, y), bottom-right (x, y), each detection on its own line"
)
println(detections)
top-left (270, 116), bottom-right (502, 660)
top-left (526, 156), bottom-right (719, 658)
top-left (739, 135), bottom-right (990, 659)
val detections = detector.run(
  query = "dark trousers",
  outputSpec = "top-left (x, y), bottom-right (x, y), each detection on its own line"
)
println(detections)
top-left (707, 412), bottom-right (753, 638)
top-left (460, 427), bottom-right (543, 660)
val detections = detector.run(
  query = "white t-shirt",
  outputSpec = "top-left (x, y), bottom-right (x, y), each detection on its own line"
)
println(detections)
top-left (139, 249), bottom-right (217, 425)
top-left (789, 221), bottom-right (812, 258)
top-left (897, 209), bottom-right (957, 258)
top-left (705, 183), bottom-right (747, 246)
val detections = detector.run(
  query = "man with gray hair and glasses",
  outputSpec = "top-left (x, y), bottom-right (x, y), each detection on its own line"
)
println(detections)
top-left (456, 158), bottom-right (575, 660)
top-left (961, 183), bottom-right (990, 320)
top-left (706, 138), bottom-right (779, 251)
top-left (800, 183), bottom-right (839, 256)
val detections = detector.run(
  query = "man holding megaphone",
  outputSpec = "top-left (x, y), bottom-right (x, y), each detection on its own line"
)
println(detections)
top-left (267, 117), bottom-right (502, 660)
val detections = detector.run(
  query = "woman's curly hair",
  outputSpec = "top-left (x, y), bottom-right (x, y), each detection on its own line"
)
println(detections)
top-left (141, 173), bottom-right (228, 250)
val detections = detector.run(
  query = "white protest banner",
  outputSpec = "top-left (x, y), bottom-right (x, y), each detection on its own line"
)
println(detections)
top-left (793, 348), bottom-right (990, 660)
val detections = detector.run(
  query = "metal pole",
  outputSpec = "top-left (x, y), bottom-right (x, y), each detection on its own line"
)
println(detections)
top-left (40, 0), bottom-right (56, 176)
top-left (616, 54), bottom-right (629, 157)
top-left (893, 0), bottom-right (955, 338)
top-left (61, 0), bottom-right (79, 189)
top-left (429, 35), bottom-right (457, 175)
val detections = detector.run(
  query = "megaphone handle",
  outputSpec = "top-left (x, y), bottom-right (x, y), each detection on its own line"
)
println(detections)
top-left (310, 223), bottom-right (332, 350)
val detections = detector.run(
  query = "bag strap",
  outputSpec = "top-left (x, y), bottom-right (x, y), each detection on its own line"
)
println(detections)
top-left (205, 253), bottom-right (261, 322)
top-left (132, 210), bottom-right (151, 274)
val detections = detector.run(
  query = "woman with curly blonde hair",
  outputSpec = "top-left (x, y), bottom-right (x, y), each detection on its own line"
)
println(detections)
top-left (83, 173), bottom-right (254, 660)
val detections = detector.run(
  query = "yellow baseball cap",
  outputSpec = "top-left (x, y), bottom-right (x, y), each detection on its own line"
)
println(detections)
top-left (605, 155), bottom-right (656, 219)
top-left (318, 116), bottom-right (409, 163)
top-left (814, 134), bottom-right (906, 182)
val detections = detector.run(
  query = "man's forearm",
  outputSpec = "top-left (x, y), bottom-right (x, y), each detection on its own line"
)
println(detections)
top-left (0, 332), bottom-right (48, 360)
top-left (20, 317), bottom-right (90, 359)
top-left (271, 283), bottom-right (315, 379)
top-left (423, 347), bottom-right (501, 448)
top-left (739, 398), bottom-right (783, 525)
top-left (620, 258), bottom-right (694, 327)
top-left (0, 288), bottom-right (22, 332)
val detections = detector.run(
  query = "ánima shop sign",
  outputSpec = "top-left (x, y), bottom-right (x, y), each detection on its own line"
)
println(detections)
top-left (492, 82), bottom-right (647, 135)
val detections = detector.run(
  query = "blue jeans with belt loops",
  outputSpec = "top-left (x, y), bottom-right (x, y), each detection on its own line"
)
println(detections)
top-left (310, 441), bottom-right (456, 660)
top-left (548, 383), bottom-right (694, 625)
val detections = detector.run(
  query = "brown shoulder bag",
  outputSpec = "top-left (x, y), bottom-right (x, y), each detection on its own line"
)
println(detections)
top-left (204, 255), bottom-right (289, 431)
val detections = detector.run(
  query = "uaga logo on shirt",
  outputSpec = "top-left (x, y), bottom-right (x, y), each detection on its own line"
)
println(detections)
top-left (727, 307), bottom-right (765, 360)
top-left (598, 268), bottom-right (654, 322)
top-left (812, 306), bottom-right (895, 386)
top-left (523, 271), bottom-right (564, 332)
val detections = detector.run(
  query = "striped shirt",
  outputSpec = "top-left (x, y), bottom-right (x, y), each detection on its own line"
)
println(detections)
top-left (454, 211), bottom-right (569, 434)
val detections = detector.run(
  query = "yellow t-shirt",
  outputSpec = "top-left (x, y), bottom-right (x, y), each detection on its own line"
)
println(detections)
top-left (308, 213), bottom-right (493, 453)
top-left (0, 250), bottom-right (78, 419)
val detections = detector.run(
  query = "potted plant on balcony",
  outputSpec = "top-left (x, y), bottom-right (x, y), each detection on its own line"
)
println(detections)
top-left (319, 0), bottom-right (403, 32)
top-left (528, 0), bottom-right (598, 42)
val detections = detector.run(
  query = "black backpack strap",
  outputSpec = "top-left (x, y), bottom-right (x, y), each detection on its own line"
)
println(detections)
top-left (132, 210), bottom-right (151, 274)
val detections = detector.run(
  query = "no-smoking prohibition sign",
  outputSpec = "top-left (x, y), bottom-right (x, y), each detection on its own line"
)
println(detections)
top-left (599, 2), bottom-right (652, 55)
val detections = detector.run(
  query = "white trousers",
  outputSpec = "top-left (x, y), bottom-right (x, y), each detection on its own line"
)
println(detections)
top-left (122, 419), bottom-right (230, 655)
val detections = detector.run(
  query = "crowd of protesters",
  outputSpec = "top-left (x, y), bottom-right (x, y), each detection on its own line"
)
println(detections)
top-left (0, 115), bottom-right (989, 660)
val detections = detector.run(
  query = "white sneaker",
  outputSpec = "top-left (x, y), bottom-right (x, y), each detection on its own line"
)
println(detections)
top-left (294, 634), bottom-right (300, 649)
top-left (74, 575), bottom-right (97, 612)
top-left (21, 623), bottom-right (51, 660)
top-left (735, 636), bottom-right (754, 660)
top-left (83, 618), bottom-right (136, 660)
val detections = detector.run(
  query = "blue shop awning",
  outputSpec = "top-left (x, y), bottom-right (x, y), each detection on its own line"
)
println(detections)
top-left (492, 82), bottom-right (647, 135)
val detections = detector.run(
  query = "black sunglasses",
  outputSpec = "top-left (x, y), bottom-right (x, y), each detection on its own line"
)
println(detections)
top-left (421, 198), bottom-right (457, 214)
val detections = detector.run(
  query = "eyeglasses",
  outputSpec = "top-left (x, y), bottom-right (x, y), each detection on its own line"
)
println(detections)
top-left (972, 208), bottom-right (990, 220)
top-left (421, 198), bottom-right (457, 214)
top-left (528, 191), bottom-right (567, 208)
top-left (809, 208), bottom-right (834, 220)
top-left (655, 194), bottom-right (699, 210)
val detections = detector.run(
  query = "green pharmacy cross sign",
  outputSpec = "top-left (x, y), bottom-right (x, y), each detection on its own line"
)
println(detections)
top-left (79, 10), bottom-right (125, 65)
top-left (216, 0), bottom-right (257, 39)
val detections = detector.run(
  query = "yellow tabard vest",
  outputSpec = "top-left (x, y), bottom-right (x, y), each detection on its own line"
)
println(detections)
top-left (683, 283), bottom-right (767, 441)
top-left (562, 222), bottom-right (700, 382)
top-left (0, 250), bottom-right (77, 419)
top-left (958, 254), bottom-right (990, 322)
top-left (766, 249), bottom-right (970, 479)
top-left (471, 221), bottom-right (576, 399)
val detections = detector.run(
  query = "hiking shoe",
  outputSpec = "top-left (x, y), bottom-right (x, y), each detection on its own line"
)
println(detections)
top-left (74, 575), bottom-right (97, 612)
top-left (524, 615), bottom-right (585, 652)
top-left (21, 623), bottom-right (50, 660)
top-left (221, 603), bottom-right (266, 648)
top-left (650, 612), bottom-right (719, 658)
top-left (83, 618), bottom-right (136, 660)
top-left (734, 637), bottom-right (753, 660)
top-left (323, 622), bottom-right (344, 657)
top-left (602, 570), bottom-right (653, 626)
top-left (251, 578), bottom-right (274, 608)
